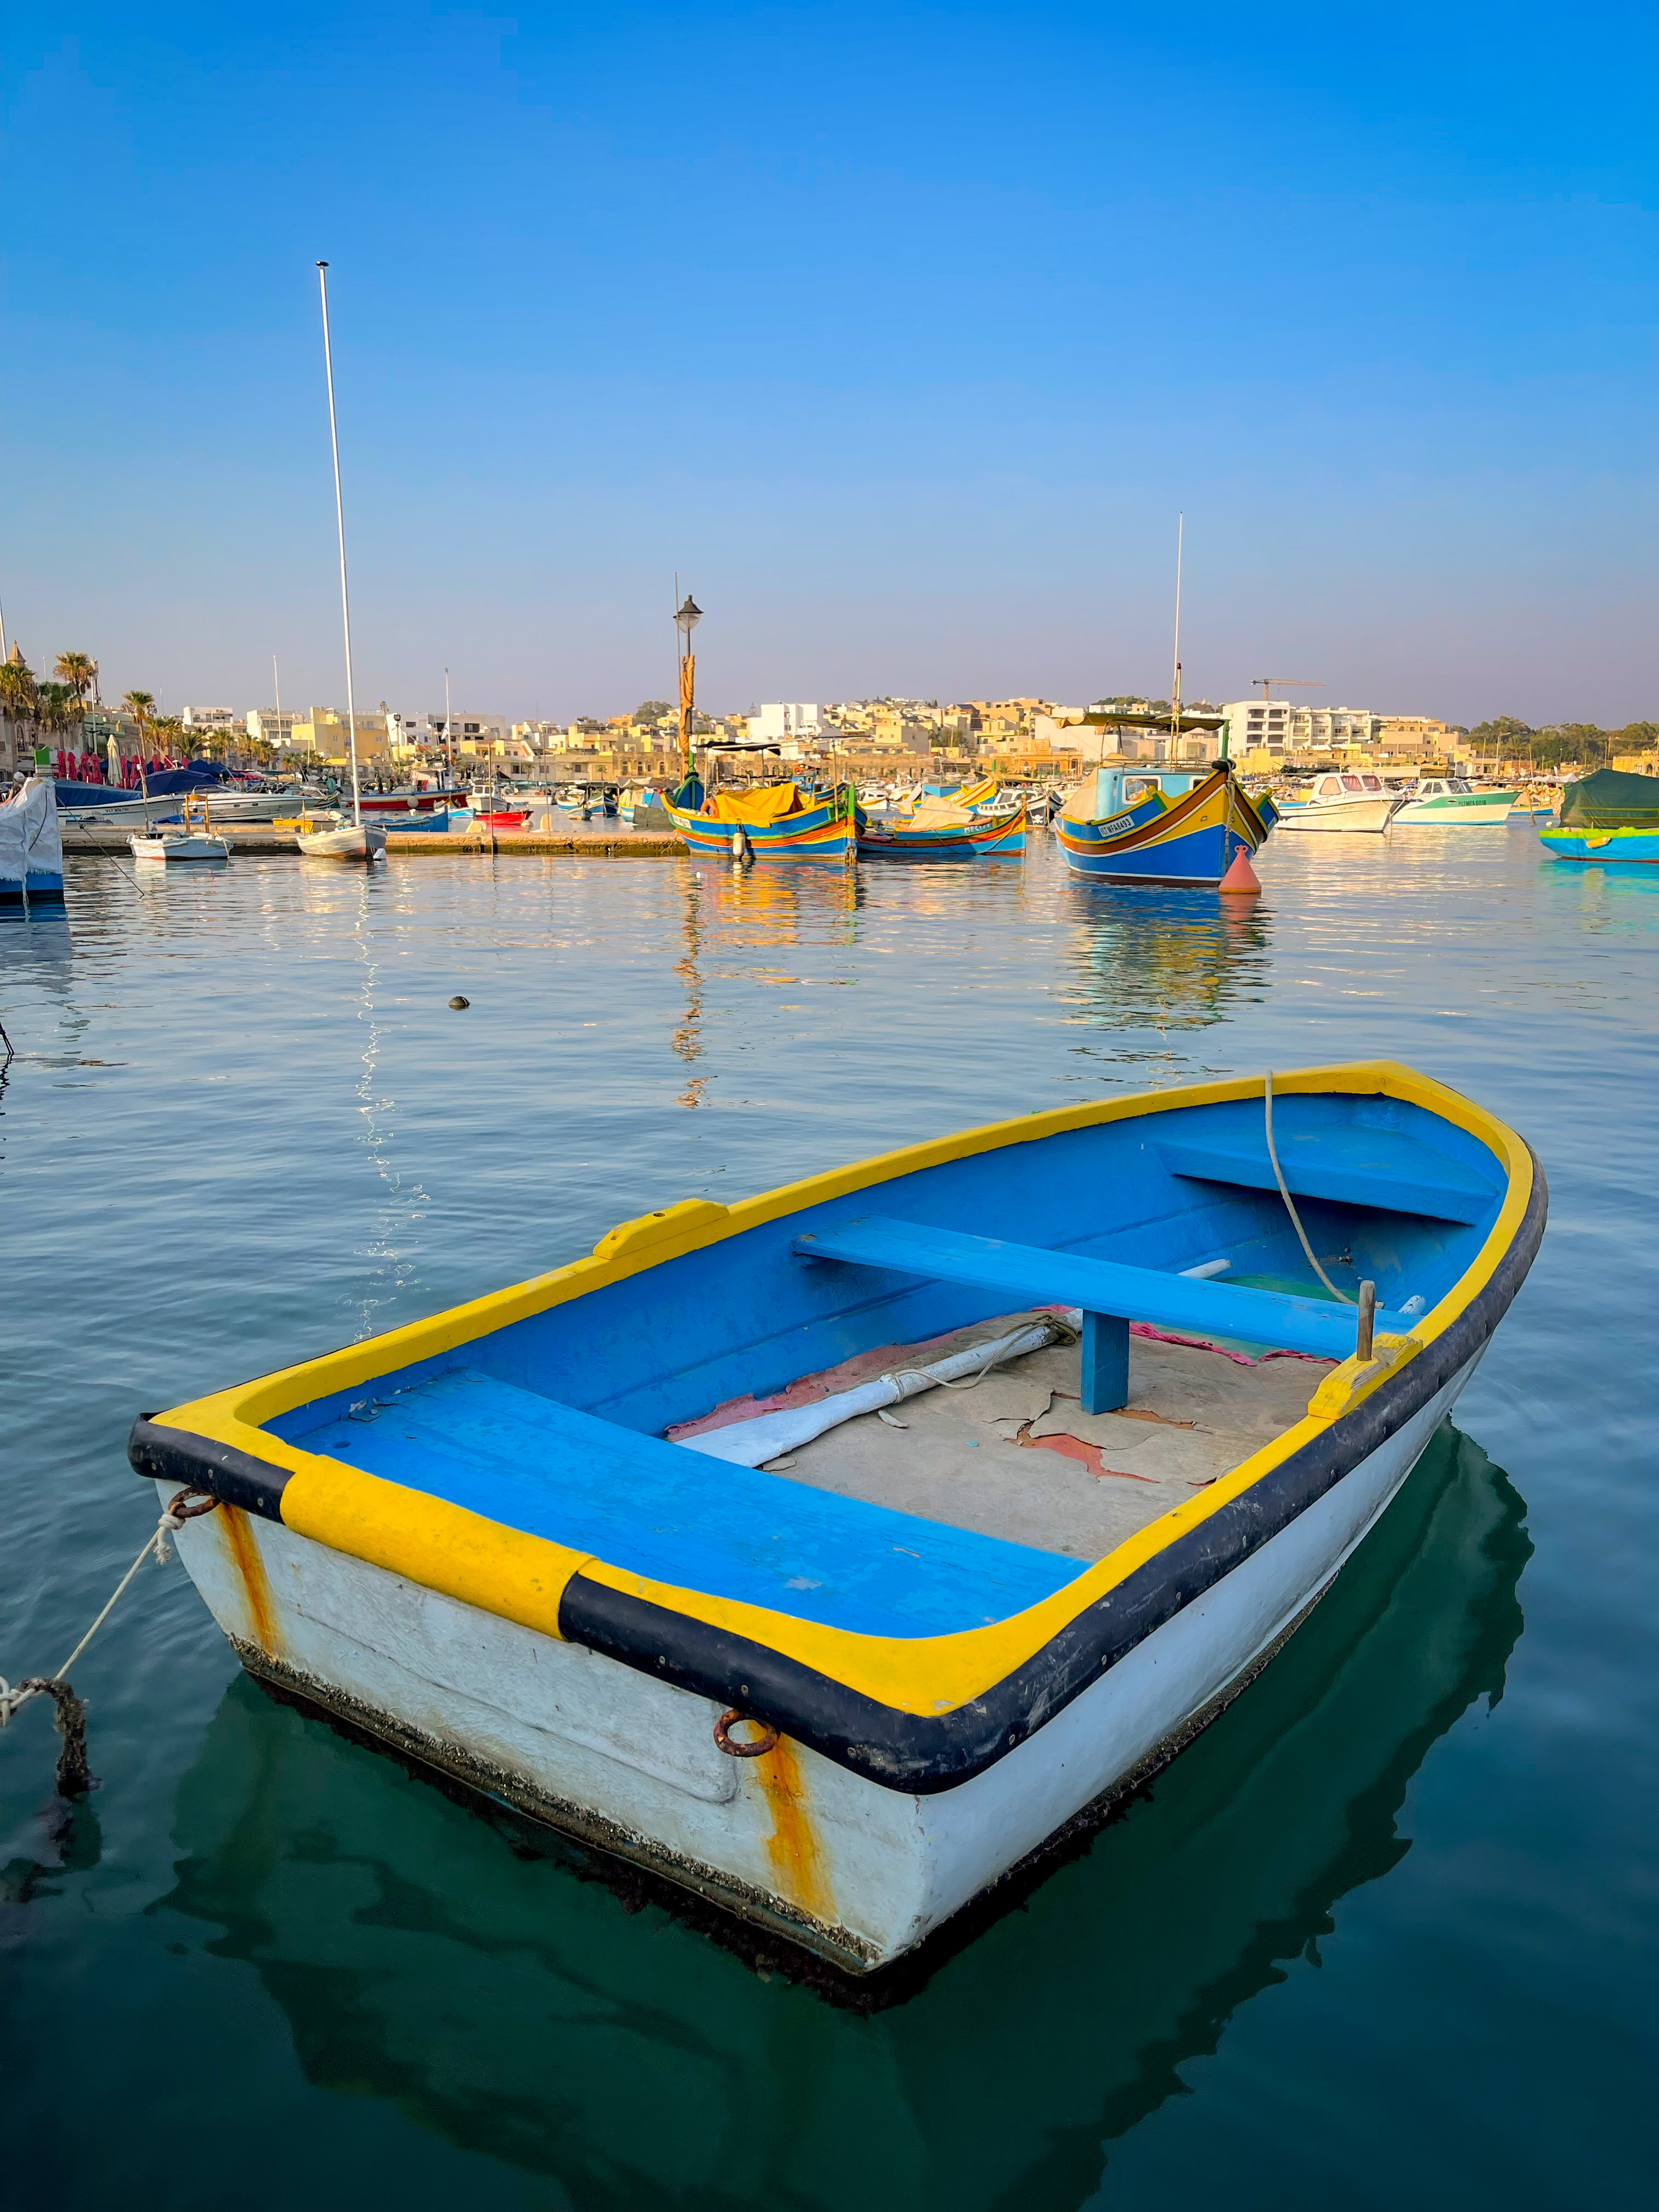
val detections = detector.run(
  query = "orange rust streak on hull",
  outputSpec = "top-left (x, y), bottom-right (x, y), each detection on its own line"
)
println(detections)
top-left (755, 1734), bottom-right (833, 1923)
top-left (219, 1504), bottom-right (281, 1656)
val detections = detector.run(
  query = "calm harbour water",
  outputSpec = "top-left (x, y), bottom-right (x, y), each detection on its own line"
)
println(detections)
top-left (2, 826), bottom-right (1654, 2207)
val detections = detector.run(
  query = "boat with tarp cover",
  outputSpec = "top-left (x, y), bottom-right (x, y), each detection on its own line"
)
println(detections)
top-left (129, 1060), bottom-right (1543, 1975)
top-left (1538, 768), bottom-right (1659, 866)
top-left (859, 781), bottom-right (1026, 859)
top-left (667, 773), bottom-right (859, 861)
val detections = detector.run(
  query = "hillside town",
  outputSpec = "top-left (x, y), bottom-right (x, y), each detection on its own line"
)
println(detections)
top-left (5, 647), bottom-right (1656, 789)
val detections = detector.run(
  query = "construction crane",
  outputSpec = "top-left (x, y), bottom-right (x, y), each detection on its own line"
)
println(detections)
top-left (1253, 678), bottom-right (1324, 699)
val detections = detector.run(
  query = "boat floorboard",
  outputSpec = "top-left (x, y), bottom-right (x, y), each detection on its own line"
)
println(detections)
top-left (687, 1312), bottom-right (1337, 1564)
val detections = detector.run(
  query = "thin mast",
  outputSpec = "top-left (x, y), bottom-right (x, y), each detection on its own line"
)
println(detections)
top-left (444, 665), bottom-right (453, 785)
top-left (316, 261), bottom-right (361, 827)
top-left (1170, 512), bottom-right (1183, 758)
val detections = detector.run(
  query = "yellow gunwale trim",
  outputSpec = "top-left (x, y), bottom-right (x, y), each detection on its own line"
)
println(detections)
top-left (156, 1062), bottom-right (1532, 1715)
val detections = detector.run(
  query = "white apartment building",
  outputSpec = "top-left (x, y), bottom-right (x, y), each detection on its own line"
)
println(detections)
top-left (182, 706), bottom-right (240, 733)
top-left (749, 703), bottom-right (822, 743)
top-left (246, 709), bottom-right (300, 747)
top-left (1221, 700), bottom-right (1380, 755)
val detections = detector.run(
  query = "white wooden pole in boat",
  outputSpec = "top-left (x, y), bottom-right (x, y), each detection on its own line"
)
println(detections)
top-left (444, 666), bottom-right (453, 788)
top-left (316, 261), bottom-right (362, 831)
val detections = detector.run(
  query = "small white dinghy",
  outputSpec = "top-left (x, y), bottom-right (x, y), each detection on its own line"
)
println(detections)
top-left (129, 829), bottom-right (230, 862)
top-left (296, 820), bottom-right (387, 860)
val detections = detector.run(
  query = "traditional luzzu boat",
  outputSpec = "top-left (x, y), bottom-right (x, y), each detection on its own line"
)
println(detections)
top-left (129, 1063), bottom-right (1543, 1976)
top-left (666, 775), bottom-right (859, 862)
top-left (1056, 761), bottom-right (1269, 884)
top-left (1538, 767), bottom-right (1659, 866)
top-left (858, 782), bottom-right (1026, 859)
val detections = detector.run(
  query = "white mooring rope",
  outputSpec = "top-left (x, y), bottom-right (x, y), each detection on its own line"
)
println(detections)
top-left (1263, 1069), bottom-right (1354, 1306)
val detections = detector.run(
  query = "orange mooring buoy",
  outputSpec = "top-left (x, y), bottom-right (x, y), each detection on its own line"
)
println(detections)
top-left (1218, 847), bottom-right (1262, 895)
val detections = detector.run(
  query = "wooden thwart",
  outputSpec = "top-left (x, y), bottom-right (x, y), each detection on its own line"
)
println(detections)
top-left (793, 1216), bottom-right (1385, 1414)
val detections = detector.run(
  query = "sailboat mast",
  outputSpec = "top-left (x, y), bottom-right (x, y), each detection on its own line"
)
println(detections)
top-left (317, 261), bottom-right (362, 828)
top-left (1170, 512), bottom-right (1183, 759)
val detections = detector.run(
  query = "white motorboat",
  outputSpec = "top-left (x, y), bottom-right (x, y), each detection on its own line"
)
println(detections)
top-left (296, 821), bottom-right (387, 860)
top-left (1273, 771), bottom-right (1400, 833)
top-left (129, 830), bottom-right (230, 862)
top-left (1392, 776), bottom-right (1518, 826)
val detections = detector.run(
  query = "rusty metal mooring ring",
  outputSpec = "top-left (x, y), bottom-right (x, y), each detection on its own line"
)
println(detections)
top-left (166, 1488), bottom-right (221, 1521)
top-left (714, 1709), bottom-right (778, 1758)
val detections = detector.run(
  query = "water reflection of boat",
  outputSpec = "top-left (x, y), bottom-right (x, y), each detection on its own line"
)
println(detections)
top-left (1059, 883), bottom-right (1271, 1037)
top-left (153, 1424), bottom-right (1527, 2201)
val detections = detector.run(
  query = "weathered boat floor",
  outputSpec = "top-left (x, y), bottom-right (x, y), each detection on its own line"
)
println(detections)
top-left (688, 1312), bottom-right (1336, 1563)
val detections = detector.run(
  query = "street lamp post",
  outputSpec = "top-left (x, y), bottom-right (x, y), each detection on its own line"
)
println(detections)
top-left (675, 592), bottom-right (702, 780)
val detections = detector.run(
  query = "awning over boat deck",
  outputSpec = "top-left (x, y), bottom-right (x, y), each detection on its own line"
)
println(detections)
top-left (298, 1368), bottom-right (1086, 1639)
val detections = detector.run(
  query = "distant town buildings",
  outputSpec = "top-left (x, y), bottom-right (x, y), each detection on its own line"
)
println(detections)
top-left (750, 703), bottom-right (823, 744)
top-left (14, 679), bottom-right (1521, 792)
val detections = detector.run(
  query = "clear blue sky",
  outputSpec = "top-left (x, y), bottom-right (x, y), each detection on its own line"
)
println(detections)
top-left (4, 3), bottom-right (1655, 726)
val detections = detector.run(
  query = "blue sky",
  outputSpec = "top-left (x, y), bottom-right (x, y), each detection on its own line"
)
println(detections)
top-left (4, 3), bottom-right (1655, 724)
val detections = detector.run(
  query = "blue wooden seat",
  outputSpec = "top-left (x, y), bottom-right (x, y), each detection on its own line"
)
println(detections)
top-left (297, 1369), bottom-right (1085, 1638)
top-left (793, 1217), bottom-right (1395, 1413)
top-left (1155, 1128), bottom-right (1495, 1223)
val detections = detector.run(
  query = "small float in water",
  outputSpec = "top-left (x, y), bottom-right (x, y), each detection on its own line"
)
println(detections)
top-left (131, 1062), bottom-right (1543, 1976)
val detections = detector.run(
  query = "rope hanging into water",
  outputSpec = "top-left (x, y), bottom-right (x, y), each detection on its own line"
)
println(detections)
top-left (0, 1488), bottom-right (217, 1797)
top-left (1263, 1070), bottom-right (1354, 1306)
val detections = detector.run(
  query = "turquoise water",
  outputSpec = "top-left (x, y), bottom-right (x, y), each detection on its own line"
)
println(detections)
top-left (2, 828), bottom-right (1654, 2206)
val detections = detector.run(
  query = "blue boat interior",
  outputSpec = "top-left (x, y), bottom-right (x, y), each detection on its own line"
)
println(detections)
top-left (268, 1091), bottom-right (1506, 1638)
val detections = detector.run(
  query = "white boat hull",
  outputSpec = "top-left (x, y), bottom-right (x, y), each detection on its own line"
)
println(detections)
top-left (296, 823), bottom-right (388, 860)
top-left (1393, 795), bottom-right (1516, 826)
top-left (155, 1350), bottom-right (1477, 1974)
top-left (130, 832), bottom-right (230, 861)
top-left (1273, 795), bottom-right (1398, 833)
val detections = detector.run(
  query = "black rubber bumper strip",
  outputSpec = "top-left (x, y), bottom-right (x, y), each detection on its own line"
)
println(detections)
top-left (128, 1419), bottom-right (291, 1521)
top-left (560, 1150), bottom-right (1548, 1796)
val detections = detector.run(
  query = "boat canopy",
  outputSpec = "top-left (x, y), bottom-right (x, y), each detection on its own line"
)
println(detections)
top-left (1559, 769), bottom-right (1659, 830)
top-left (705, 782), bottom-right (803, 823)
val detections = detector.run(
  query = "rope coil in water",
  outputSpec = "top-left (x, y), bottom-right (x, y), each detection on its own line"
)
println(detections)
top-left (0, 1489), bottom-right (217, 1796)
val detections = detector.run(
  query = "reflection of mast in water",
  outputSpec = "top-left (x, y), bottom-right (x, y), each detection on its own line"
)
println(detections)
top-left (1058, 882), bottom-right (1272, 1065)
top-left (670, 866), bottom-right (707, 1107)
top-left (154, 1427), bottom-right (1528, 2200)
top-left (348, 872), bottom-right (425, 1326)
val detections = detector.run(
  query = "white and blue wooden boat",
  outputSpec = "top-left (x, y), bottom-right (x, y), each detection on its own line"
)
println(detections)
top-left (130, 1062), bottom-right (1544, 1974)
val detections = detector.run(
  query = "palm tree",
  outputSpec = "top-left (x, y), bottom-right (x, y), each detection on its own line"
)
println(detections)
top-left (122, 690), bottom-right (156, 746)
top-left (1, 646), bottom-right (38, 766)
top-left (54, 650), bottom-right (97, 708)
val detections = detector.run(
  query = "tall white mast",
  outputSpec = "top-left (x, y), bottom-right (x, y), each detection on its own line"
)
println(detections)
top-left (1170, 512), bottom-right (1184, 757)
top-left (317, 261), bottom-right (362, 827)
